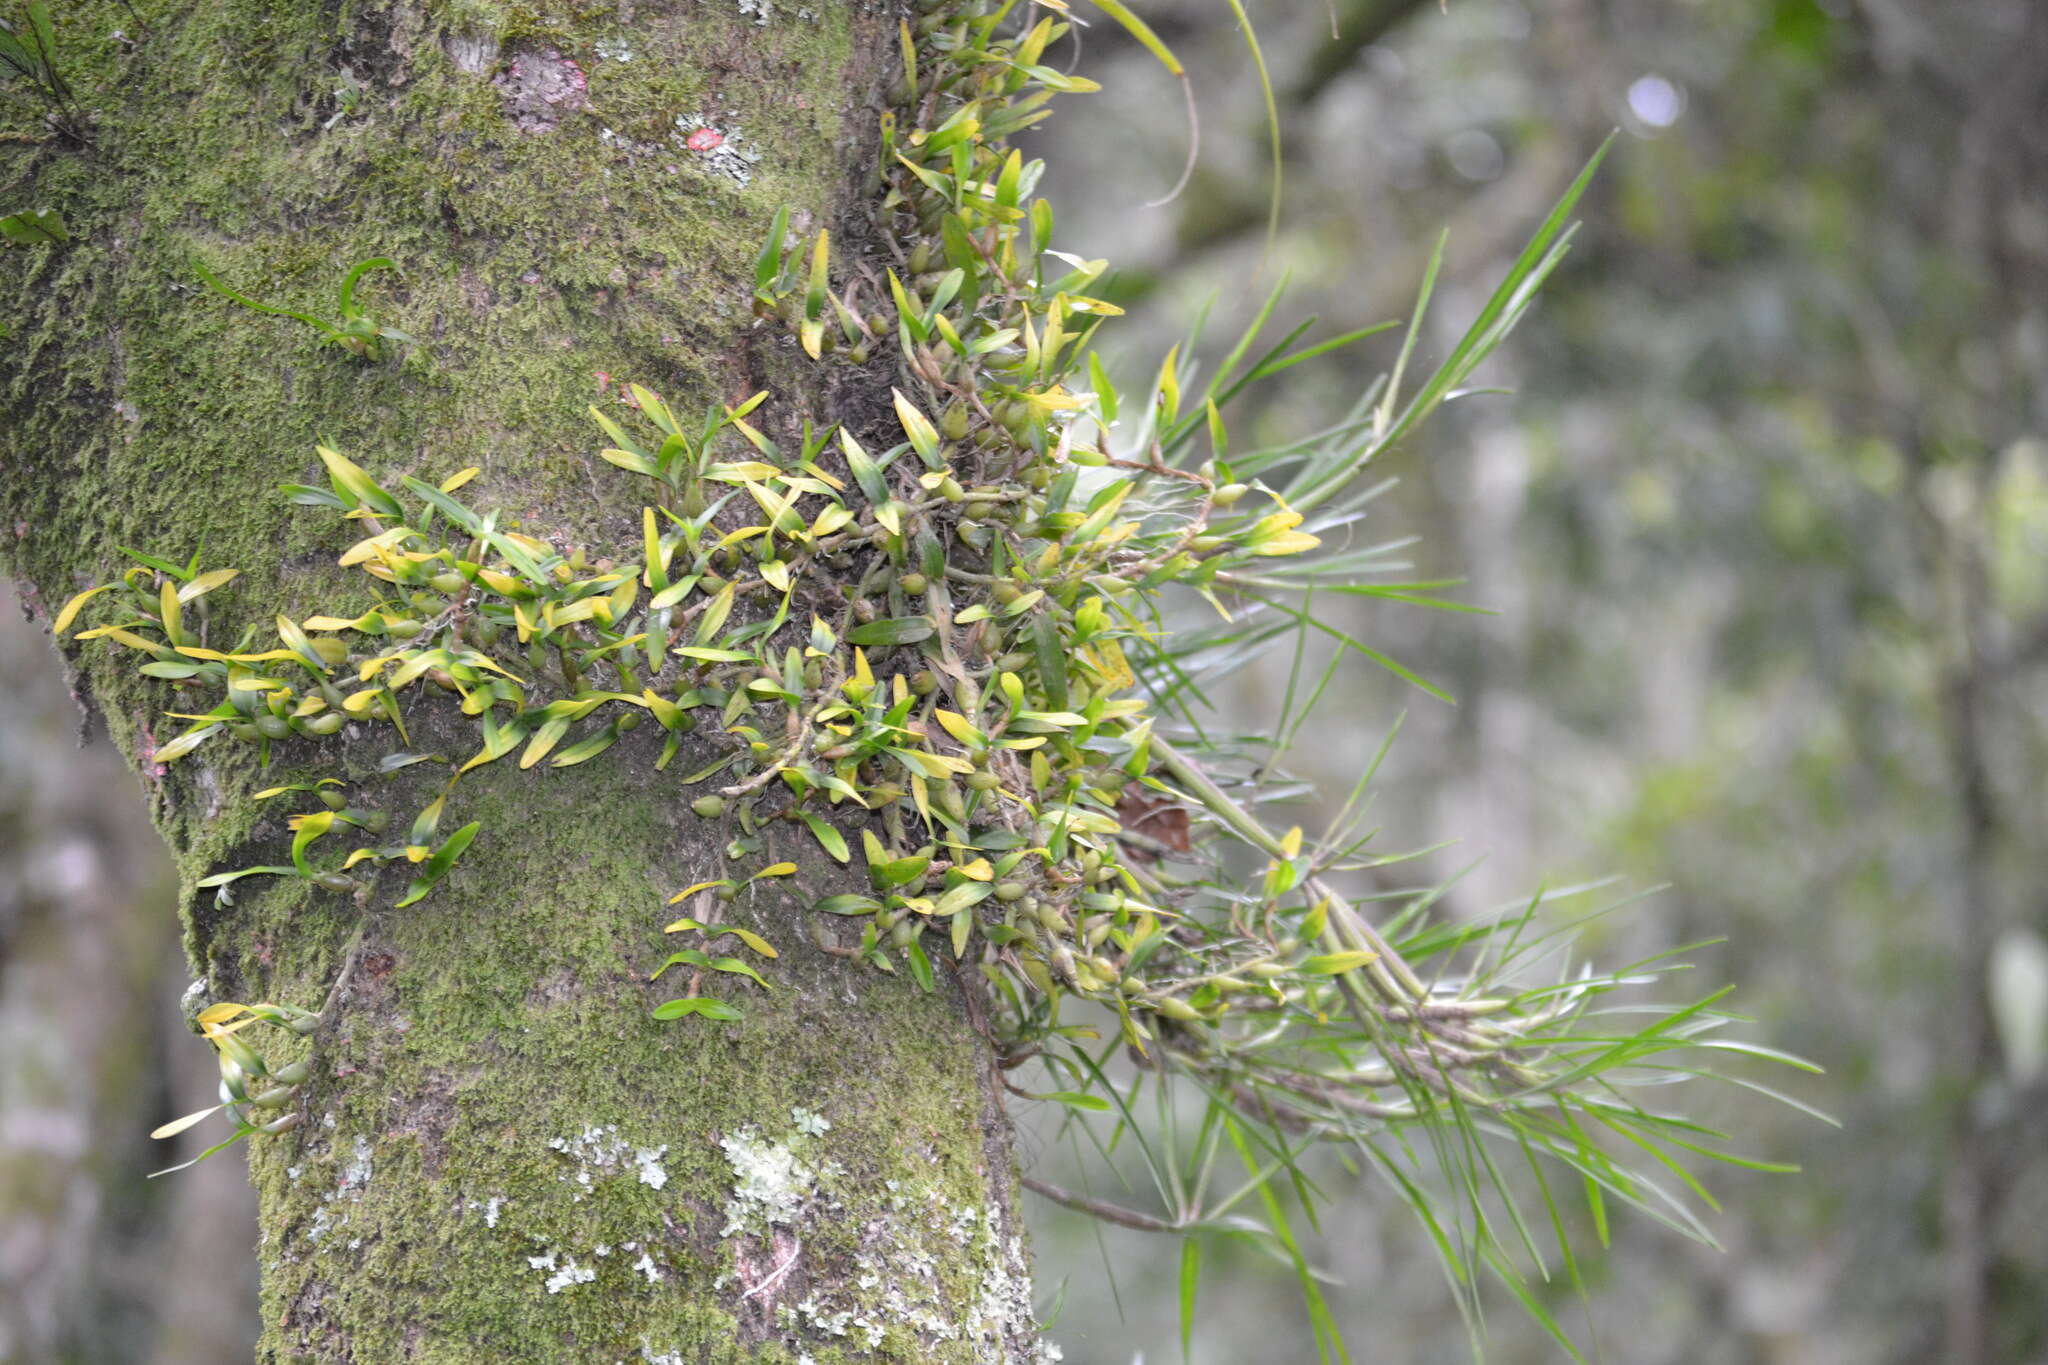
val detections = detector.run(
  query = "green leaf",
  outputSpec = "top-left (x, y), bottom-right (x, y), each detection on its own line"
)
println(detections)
top-left (651, 997), bottom-right (743, 1022)
top-left (798, 810), bottom-right (850, 863)
top-left (904, 935), bottom-right (935, 992)
top-left (846, 617), bottom-right (934, 647)
top-left (1031, 614), bottom-right (1068, 710)
top-left (394, 821), bottom-right (480, 908)
top-left (706, 955), bottom-right (771, 989)
top-left (399, 475), bottom-right (483, 535)
top-left (754, 204), bottom-right (790, 295)
top-left (1032, 1090), bottom-right (1111, 1112)
top-left (148, 1122), bottom-right (262, 1179)
top-left (316, 447), bottom-right (405, 520)
top-left (840, 429), bottom-right (890, 507)
top-left (274, 614), bottom-right (328, 674)
top-left (892, 389), bottom-right (943, 470)
top-left (289, 810), bottom-right (336, 876)
top-left (1179, 1238), bottom-right (1202, 1362)
top-left (336, 257), bottom-right (394, 317)
top-left (0, 207), bottom-right (67, 245)
top-left (873, 854), bottom-right (931, 889)
top-left (799, 230), bottom-right (830, 359)
top-left (933, 880), bottom-right (994, 917)
top-left (814, 893), bottom-right (882, 916)
top-left (118, 544), bottom-right (194, 582)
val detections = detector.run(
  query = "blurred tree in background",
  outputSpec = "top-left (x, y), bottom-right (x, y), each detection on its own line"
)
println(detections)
top-left (1021, 0), bottom-right (2048, 1362)
top-left (4, 0), bottom-right (2044, 1361)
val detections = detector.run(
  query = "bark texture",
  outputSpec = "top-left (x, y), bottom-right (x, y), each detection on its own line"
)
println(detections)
top-left (1, 2), bottom-right (1040, 1360)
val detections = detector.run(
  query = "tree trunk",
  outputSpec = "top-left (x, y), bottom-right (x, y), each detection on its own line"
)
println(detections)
top-left (2, 3), bottom-right (1039, 1361)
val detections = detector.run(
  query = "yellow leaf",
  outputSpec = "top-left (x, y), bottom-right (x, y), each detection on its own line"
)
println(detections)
top-left (151, 1104), bottom-right (225, 1140)
top-left (934, 710), bottom-right (982, 747)
top-left (958, 858), bottom-right (993, 881)
top-left (1082, 640), bottom-right (1135, 691)
top-left (177, 568), bottom-right (241, 603)
top-left (1300, 950), bottom-right (1380, 976)
top-left (440, 466), bottom-right (481, 492)
top-left (176, 645), bottom-right (299, 663)
top-left (153, 726), bottom-right (218, 763)
top-left (338, 528), bottom-right (406, 568)
top-left (754, 862), bottom-right (797, 879)
top-left (724, 926), bottom-right (779, 959)
top-left (1280, 826), bottom-right (1304, 859)
top-left (51, 583), bottom-right (116, 636)
top-left (667, 880), bottom-right (728, 905)
top-left (195, 1002), bottom-right (250, 1025)
top-left (1252, 529), bottom-right (1321, 557)
top-left (706, 461), bottom-right (784, 483)
top-left (78, 626), bottom-right (162, 653)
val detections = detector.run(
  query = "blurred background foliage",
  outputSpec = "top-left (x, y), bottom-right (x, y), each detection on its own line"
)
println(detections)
top-left (4, 0), bottom-right (2045, 1361)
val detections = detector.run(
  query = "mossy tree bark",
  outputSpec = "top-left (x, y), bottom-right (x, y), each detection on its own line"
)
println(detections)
top-left (2, 2), bottom-right (1041, 1361)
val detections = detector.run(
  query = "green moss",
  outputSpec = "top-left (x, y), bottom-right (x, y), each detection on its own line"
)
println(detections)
top-left (1, 2), bottom-right (1039, 1359)
top-left (2, 0), bottom-right (872, 869)
top-left (235, 731), bottom-right (1033, 1361)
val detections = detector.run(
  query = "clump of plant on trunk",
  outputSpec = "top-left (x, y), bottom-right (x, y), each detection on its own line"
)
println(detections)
top-left (48, 0), bottom-right (1810, 1353)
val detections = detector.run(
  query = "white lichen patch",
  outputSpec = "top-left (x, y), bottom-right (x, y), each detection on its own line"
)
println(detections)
top-left (632, 1249), bottom-right (663, 1283)
top-left (463, 1193), bottom-right (509, 1228)
top-left (719, 1126), bottom-right (816, 1235)
top-left (594, 35), bottom-right (636, 62)
top-left (672, 113), bottom-right (766, 188)
top-left (594, 113), bottom-right (763, 189)
top-left (527, 1248), bottom-right (598, 1294)
top-left (735, 0), bottom-right (772, 26)
top-left (303, 1135), bottom-right (375, 1249)
top-left (547, 1124), bottom-right (669, 1192)
top-left (717, 1122), bottom-right (1054, 1361)
top-left (786, 1190), bottom-right (1056, 1361)
top-left (339, 1135), bottom-right (373, 1193)
top-left (635, 1144), bottom-right (670, 1189)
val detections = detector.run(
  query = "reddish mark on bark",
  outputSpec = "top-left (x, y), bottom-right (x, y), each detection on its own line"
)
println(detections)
top-left (1116, 787), bottom-right (1192, 858)
top-left (363, 951), bottom-right (397, 980)
top-left (595, 370), bottom-right (612, 393)
top-left (685, 127), bottom-right (724, 152)
top-left (493, 49), bottom-right (590, 134)
top-left (137, 721), bottom-right (167, 782)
